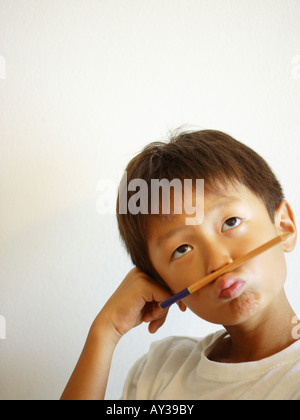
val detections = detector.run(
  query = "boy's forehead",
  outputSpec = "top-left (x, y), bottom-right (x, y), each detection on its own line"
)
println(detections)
top-left (165, 181), bottom-right (253, 215)
top-left (204, 182), bottom-right (248, 208)
top-left (148, 183), bottom-right (259, 233)
top-left (147, 184), bottom-right (271, 251)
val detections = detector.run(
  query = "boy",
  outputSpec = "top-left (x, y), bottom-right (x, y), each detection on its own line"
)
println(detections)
top-left (61, 129), bottom-right (299, 400)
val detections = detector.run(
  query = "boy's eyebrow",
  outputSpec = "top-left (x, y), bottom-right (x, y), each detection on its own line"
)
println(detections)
top-left (209, 195), bottom-right (240, 210)
top-left (155, 195), bottom-right (240, 246)
top-left (156, 225), bottom-right (193, 246)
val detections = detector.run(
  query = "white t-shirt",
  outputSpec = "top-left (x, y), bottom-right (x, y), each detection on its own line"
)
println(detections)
top-left (122, 330), bottom-right (300, 400)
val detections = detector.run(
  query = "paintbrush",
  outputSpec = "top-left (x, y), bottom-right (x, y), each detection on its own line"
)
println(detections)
top-left (160, 232), bottom-right (291, 310)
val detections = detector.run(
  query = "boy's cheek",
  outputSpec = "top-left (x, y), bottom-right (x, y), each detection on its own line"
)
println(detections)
top-left (257, 248), bottom-right (287, 290)
top-left (166, 268), bottom-right (205, 294)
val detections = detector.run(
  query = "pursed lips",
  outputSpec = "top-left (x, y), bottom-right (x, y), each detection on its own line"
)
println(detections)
top-left (215, 273), bottom-right (246, 299)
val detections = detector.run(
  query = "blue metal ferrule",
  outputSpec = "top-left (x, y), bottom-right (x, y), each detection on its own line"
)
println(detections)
top-left (160, 288), bottom-right (190, 310)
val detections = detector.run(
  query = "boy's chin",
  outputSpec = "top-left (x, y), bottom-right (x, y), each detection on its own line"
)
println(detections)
top-left (229, 290), bottom-right (262, 319)
top-left (196, 290), bottom-right (263, 326)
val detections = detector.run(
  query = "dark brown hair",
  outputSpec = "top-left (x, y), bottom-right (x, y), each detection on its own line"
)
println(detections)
top-left (116, 129), bottom-right (284, 285)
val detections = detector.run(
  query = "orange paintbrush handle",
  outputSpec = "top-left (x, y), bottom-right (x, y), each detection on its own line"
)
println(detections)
top-left (188, 232), bottom-right (290, 294)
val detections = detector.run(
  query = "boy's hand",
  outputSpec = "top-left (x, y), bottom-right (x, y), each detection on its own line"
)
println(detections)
top-left (61, 269), bottom-right (186, 400)
top-left (91, 268), bottom-right (173, 344)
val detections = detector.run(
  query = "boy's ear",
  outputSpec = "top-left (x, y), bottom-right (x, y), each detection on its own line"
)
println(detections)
top-left (274, 200), bottom-right (297, 252)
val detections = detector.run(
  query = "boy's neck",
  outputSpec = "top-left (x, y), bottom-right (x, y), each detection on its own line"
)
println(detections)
top-left (210, 291), bottom-right (298, 363)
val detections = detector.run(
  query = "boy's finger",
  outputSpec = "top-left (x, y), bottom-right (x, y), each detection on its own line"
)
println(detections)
top-left (148, 313), bottom-right (168, 334)
top-left (176, 300), bottom-right (187, 312)
top-left (142, 304), bottom-right (168, 323)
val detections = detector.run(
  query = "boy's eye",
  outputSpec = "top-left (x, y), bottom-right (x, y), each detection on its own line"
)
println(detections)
top-left (222, 217), bottom-right (242, 232)
top-left (172, 244), bottom-right (193, 260)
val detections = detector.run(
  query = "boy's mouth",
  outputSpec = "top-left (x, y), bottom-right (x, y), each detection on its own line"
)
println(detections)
top-left (215, 273), bottom-right (246, 299)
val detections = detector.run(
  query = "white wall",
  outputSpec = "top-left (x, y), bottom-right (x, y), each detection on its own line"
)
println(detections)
top-left (0, 0), bottom-right (299, 400)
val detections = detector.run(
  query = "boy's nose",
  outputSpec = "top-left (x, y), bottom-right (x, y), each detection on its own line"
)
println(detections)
top-left (204, 240), bottom-right (233, 275)
top-left (209, 256), bottom-right (234, 275)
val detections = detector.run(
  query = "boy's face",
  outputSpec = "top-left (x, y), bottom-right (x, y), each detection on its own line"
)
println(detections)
top-left (147, 183), bottom-right (293, 326)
